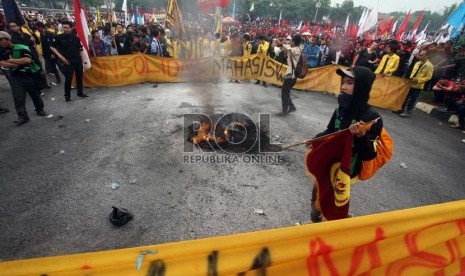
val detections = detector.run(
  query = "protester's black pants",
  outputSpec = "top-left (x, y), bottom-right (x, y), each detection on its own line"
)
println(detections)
top-left (10, 75), bottom-right (44, 118)
top-left (281, 77), bottom-right (297, 112)
top-left (402, 88), bottom-right (422, 112)
top-left (458, 104), bottom-right (465, 127)
top-left (63, 61), bottom-right (83, 97)
top-left (1, 68), bottom-right (11, 84)
top-left (45, 57), bottom-right (61, 82)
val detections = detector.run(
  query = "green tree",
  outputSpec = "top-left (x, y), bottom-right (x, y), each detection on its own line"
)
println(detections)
top-left (81, 0), bottom-right (104, 8)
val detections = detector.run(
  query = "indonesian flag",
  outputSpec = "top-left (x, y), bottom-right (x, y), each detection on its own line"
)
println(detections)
top-left (306, 129), bottom-right (353, 221)
top-left (73, 0), bottom-right (91, 70)
top-left (198, 0), bottom-right (229, 15)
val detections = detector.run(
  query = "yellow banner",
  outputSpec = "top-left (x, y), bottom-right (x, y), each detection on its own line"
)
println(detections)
top-left (83, 54), bottom-right (411, 110)
top-left (2, 200), bottom-right (465, 275)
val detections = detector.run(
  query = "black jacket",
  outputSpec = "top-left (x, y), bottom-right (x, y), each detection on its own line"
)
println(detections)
top-left (326, 49), bottom-right (349, 66)
top-left (316, 66), bottom-right (383, 177)
top-left (41, 31), bottom-right (56, 59)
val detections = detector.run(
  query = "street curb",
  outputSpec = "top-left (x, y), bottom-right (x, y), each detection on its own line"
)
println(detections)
top-left (416, 102), bottom-right (458, 124)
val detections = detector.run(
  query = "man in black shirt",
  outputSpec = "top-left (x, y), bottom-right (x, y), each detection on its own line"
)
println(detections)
top-left (0, 31), bottom-right (46, 126)
top-left (41, 23), bottom-right (61, 85)
top-left (50, 21), bottom-right (88, 102)
top-left (8, 20), bottom-right (49, 91)
top-left (114, 23), bottom-right (131, 55)
top-left (355, 42), bottom-right (378, 71)
top-left (7, 21), bottom-right (38, 52)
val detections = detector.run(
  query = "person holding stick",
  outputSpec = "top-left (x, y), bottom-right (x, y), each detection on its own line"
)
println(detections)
top-left (309, 66), bottom-right (383, 223)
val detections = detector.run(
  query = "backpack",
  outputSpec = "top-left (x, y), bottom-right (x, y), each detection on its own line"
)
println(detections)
top-left (359, 128), bottom-right (393, 180)
top-left (292, 48), bottom-right (308, 79)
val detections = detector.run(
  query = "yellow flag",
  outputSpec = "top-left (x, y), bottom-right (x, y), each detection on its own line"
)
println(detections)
top-left (166, 0), bottom-right (186, 39)
top-left (97, 8), bottom-right (101, 23)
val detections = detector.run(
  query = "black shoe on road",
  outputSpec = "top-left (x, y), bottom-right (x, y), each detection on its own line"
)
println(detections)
top-left (15, 117), bottom-right (30, 126)
top-left (288, 107), bottom-right (297, 113)
top-left (77, 93), bottom-right (89, 98)
top-left (36, 110), bottom-right (46, 116)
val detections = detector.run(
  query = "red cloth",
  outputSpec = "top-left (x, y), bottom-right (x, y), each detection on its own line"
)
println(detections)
top-left (198, 0), bottom-right (229, 14)
top-left (395, 10), bottom-right (411, 40)
top-left (306, 129), bottom-right (353, 221)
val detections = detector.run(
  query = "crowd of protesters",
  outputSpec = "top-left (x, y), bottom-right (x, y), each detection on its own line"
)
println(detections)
top-left (0, 9), bottom-right (464, 127)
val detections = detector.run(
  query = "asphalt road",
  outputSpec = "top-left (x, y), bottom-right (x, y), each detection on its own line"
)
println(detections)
top-left (0, 77), bottom-right (464, 261)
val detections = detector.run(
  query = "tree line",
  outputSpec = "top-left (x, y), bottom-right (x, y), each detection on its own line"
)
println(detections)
top-left (14, 0), bottom-right (465, 32)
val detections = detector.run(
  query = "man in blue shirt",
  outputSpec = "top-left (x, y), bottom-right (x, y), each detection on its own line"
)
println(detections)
top-left (305, 36), bottom-right (320, 68)
top-left (149, 28), bottom-right (163, 57)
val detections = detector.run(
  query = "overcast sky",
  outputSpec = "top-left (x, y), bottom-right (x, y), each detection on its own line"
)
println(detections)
top-left (331, 0), bottom-right (462, 13)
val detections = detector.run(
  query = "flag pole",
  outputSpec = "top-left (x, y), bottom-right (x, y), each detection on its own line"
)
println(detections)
top-left (281, 118), bottom-right (381, 150)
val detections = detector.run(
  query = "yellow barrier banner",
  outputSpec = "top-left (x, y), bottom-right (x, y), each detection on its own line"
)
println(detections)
top-left (2, 200), bottom-right (465, 275)
top-left (83, 54), bottom-right (410, 110)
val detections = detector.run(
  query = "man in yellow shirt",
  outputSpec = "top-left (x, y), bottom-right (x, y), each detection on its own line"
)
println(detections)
top-left (397, 50), bottom-right (434, 117)
top-left (255, 34), bottom-right (269, 87)
top-left (375, 44), bottom-right (400, 77)
top-left (242, 34), bottom-right (252, 57)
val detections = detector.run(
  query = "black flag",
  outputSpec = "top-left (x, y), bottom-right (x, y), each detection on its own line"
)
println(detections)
top-left (1, 0), bottom-right (25, 25)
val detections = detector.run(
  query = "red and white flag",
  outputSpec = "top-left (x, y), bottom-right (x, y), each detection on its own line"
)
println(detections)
top-left (73, 0), bottom-right (91, 70)
top-left (409, 11), bottom-right (425, 39)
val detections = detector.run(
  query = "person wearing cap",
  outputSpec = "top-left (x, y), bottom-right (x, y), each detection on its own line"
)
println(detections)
top-left (276, 34), bottom-right (303, 116)
top-left (375, 44), bottom-right (400, 77)
top-left (309, 66), bottom-right (383, 222)
top-left (0, 31), bottom-right (47, 126)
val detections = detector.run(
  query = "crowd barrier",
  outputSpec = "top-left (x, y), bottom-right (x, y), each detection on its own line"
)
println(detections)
top-left (1, 200), bottom-right (465, 275)
top-left (83, 54), bottom-right (411, 111)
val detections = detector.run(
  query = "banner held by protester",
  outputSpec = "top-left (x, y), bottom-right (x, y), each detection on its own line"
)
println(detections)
top-left (83, 54), bottom-right (410, 111)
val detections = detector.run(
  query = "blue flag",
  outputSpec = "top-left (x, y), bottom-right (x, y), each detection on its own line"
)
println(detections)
top-left (446, 2), bottom-right (465, 38)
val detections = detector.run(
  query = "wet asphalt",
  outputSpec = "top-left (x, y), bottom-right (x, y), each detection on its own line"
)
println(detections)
top-left (0, 77), bottom-right (464, 261)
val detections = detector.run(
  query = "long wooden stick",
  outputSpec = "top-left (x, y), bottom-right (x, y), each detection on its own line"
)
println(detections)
top-left (281, 117), bottom-right (381, 150)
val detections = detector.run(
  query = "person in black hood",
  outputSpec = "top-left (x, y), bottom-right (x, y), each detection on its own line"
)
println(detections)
top-left (310, 66), bottom-right (383, 223)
